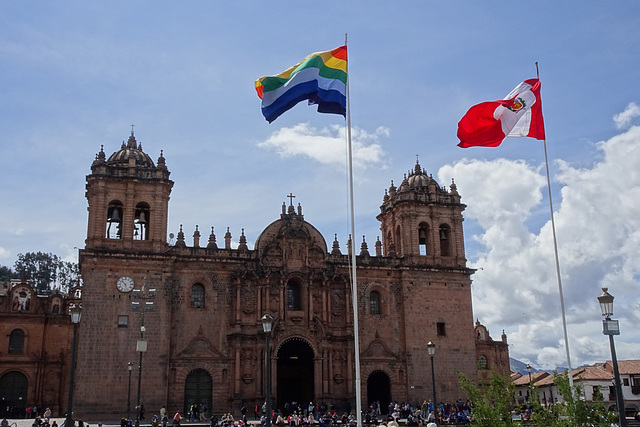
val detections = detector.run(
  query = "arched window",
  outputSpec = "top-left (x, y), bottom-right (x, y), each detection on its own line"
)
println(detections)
top-left (418, 223), bottom-right (430, 256)
top-left (370, 291), bottom-right (381, 315)
top-left (386, 231), bottom-right (394, 255)
top-left (478, 355), bottom-right (488, 370)
top-left (439, 224), bottom-right (451, 257)
top-left (9, 329), bottom-right (25, 354)
top-left (191, 283), bottom-right (205, 309)
top-left (134, 202), bottom-right (150, 241)
top-left (395, 225), bottom-right (402, 256)
top-left (286, 280), bottom-right (301, 311)
top-left (106, 201), bottom-right (124, 239)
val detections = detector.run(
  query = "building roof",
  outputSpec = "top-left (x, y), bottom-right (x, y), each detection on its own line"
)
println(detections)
top-left (513, 371), bottom-right (550, 386)
top-left (531, 365), bottom-right (613, 387)
top-left (604, 359), bottom-right (640, 375)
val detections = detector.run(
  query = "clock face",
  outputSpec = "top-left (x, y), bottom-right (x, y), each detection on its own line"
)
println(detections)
top-left (116, 276), bottom-right (135, 293)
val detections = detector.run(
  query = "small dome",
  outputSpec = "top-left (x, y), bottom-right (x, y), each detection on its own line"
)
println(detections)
top-left (406, 173), bottom-right (429, 188)
top-left (397, 160), bottom-right (438, 192)
top-left (106, 131), bottom-right (155, 168)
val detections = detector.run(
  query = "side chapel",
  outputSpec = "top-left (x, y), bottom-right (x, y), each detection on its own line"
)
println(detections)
top-left (74, 131), bottom-right (509, 418)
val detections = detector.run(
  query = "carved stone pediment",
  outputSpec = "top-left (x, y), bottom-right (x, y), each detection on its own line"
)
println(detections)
top-left (361, 339), bottom-right (400, 360)
top-left (176, 338), bottom-right (227, 360)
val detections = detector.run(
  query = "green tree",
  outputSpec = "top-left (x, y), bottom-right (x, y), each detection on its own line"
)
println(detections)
top-left (14, 252), bottom-right (80, 294)
top-left (549, 371), bottom-right (615, 427)
top-left (523, 371), bottom-right (617, 427)
top-left (56, 259), bottom-right (81, 292)
top-left (0, 265), bottom-right (17, 287)
top-left (459, 371), bottom-right (516, 427)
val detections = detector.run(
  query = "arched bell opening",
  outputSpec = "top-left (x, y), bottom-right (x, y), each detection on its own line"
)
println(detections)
top-left (134, 202), bottom-right (150, 241)
top-left (106, 201), bottom-right (123, 239)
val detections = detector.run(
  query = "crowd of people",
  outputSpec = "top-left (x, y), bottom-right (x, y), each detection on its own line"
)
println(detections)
top-left (1, 398), bottom-right (477, 427)
top-left (253, 399), bottom-right (474, 427)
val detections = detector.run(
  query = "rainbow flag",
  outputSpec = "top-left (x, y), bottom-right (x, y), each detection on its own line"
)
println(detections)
top-left (255, 45), bottom-right (348, 123)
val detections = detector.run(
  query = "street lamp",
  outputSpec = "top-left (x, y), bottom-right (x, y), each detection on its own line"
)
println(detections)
top-left (526, 363), bottom-right (533, 411)
top-left (132, 282), bottom-right (155, 427)
top-left (127, 362), bottom-right (133, 420)
top-left (427, 341), bottom-right (436, 417)
top-left (597, 288), bottom-right (626, 427)
top-left (261, 314), bottom-right (274, 427)
top-left (65, 304), bottom-right (82, 427)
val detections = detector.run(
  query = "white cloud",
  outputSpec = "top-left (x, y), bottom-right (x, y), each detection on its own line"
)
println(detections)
top-left (613, 102), bottom-right (640, 129)
top-left (257, 123), bottom-right (388, 170)
top-left (0, 247), bottom-right (11, 262)
top-left (438, 124), bottom-right (640, 370)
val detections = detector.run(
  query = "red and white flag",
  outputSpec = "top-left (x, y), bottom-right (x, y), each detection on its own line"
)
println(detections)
top-left (457, 78), bottom-right (546, 148)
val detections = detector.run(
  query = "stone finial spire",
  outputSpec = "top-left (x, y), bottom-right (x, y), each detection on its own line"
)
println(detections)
top-left (126, 129), bottom-right (137, 149)
top-left (375, 236), bottom-right (382, 257)
top-left (224, 227), bottom-right (232, 250)
top-left (347, 234), bottom-right (352, 256)
top-left (389, 180), bottom-right (396, 198)
top-left (157, 149), bottom-right (167, 170)
top-left (193, 225), bottom-right (200, 248)
top-left (175, 224), bottom-right (186, 247)
top-left (207, 226), bottom-right (218, 249)
top-left (450, 178), bottom-right (459, 195)
top-left (238, 228), bottom-right (248, 251)
top-left (331, 234), bottom-right (342, 255)
top-left (360, 235), bottom-right (369, 257)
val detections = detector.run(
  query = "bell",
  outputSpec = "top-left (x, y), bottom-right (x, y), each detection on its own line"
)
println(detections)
top-left (138, 211), bottom-right (146, 224)
top-left (110, 208), bottom-right (121, 222)
top-left (439, 229), bottom-right (447, 240)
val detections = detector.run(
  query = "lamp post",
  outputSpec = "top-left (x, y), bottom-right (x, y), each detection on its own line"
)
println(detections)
top-left (427, 341), bottom-right (436, 416)
top-left (597, 288), bottom-right (626, 427)
top-left (65, 304), bottom-right (82, 427)
top-left (261, 314), bottom-right (274, 427)
top-left (127, 362), bottom-right (133, 420)
top-left (527, 364), bottom-right (532, 401)
top-left (132, 282), bottom-right (156, 427)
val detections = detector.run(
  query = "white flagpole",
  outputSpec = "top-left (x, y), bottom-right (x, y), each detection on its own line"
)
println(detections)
top-left (345, 33), bottom-right (363, 427)
top-left (538, 63), bottom-right (574, 390)
top-left (543, 139), bottom-right (574, 389)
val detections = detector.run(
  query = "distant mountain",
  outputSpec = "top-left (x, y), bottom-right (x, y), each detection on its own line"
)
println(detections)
top-left (509, 357), bottom-right (567, 374)
top-left (510, 357), bottom-right (530, 374)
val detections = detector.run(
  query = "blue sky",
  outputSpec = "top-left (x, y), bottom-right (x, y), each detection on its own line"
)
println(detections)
top-left (2, 1), bottom-right (640, 371)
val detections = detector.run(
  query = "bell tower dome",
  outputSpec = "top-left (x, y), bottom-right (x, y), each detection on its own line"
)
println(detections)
top-left (376, 159), bottom-right (467, 267)
top-left (84, 129), bottom-right (173, 252)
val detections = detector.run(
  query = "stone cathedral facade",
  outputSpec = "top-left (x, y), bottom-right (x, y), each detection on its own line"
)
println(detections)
top-left (74, 131), bottom-right (509, 419)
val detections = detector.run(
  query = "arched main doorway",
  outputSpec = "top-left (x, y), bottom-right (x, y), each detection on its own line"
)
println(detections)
top-left (276, 338), bottom-right (314, 414)
top-left (367, 370), bottom-right (391, 415)
top-left (183, 369), bottom-right (212, 418)
top-left (0, 371), bottom-right (28, 417)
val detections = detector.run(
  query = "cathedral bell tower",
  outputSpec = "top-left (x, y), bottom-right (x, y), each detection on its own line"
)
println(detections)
top-left (376, 160), bottom-right (467, 267)
top-left (85, 130), bottom-right (173, 252)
